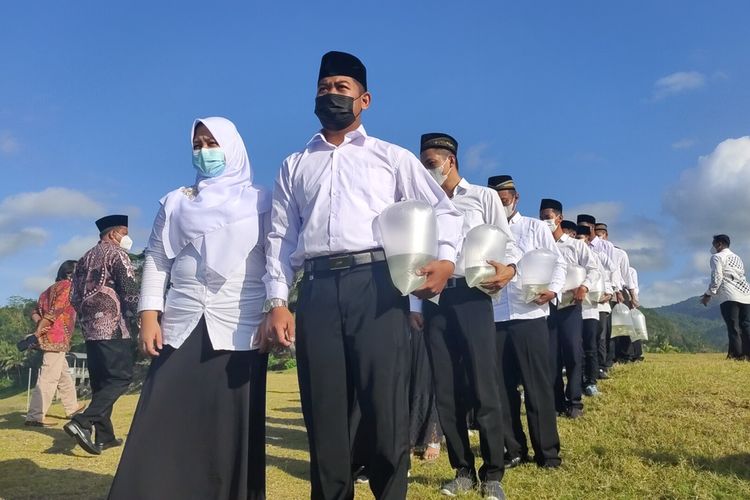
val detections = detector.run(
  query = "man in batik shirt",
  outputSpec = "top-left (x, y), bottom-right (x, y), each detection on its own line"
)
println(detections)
top-left (64, 214), bottom-right (139, 455)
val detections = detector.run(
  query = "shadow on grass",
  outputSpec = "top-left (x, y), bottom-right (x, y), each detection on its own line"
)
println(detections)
top-left (641, 450), bottom-right (750, 481)
top-left (0, 410), bottom-right (82, 456)
top-left (266, 453), bottom-right (310, 482)
top-left (266, 415), bottom-right (305, 428)
top-left (266, 422), bottom-right (309, 453)
top-left (0, 458), bottom-right (112, 499)
top-left (273, 406), bottom-right (303, 414)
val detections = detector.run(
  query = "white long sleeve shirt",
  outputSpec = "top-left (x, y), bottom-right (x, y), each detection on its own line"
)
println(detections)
top-left (584, 251), bottom-right (614, 319)
top-left (263, 125), bottom-right (464, 301)
top-left (590, 236), bottom-right (623, 290)
top-left (612, 246), bottom-right (633, 290)
top-left (628, 267), bottom-right (640, 302)
top-left (705, 249), bottom-right (750, 304)
top-left (493, 212), bottom-right (567, 322)
top-left (409, 178), bottom-right (523, 313)
top-left (555, 233), bottom-right (601, 309)
top-left (139, 206), bottom-right (269, 351)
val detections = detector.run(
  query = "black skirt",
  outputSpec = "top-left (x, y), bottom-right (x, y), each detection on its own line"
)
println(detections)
top-left (108, 317), bottom-right (268, 500)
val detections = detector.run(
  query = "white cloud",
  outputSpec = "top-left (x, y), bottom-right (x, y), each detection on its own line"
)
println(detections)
top-left (0, 227), bottom-right (47, 258)
top-left (614, 219), bottom-right (670, 272)
top-left (0, 187), bottom-right (104, 228)
top-left (672, 138), bottom-right (695, 150)
top-left (652, 71), bottom-right (706, 100)
top-left (663, 136), bottom-right (750, 247)
top-left (639, 277), bottom-right (707, 308)
top-left (463, 143), bottom-right (499, 173)
top-left (57, 234), bottom-right (98, 261)
top-left (564, 201), bottom-right (624, 224)
top-left (0, 131), bottom-right (19, 154)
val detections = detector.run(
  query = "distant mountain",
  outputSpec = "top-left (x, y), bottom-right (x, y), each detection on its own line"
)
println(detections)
top-left (642, 296), bottom-right (726, 353)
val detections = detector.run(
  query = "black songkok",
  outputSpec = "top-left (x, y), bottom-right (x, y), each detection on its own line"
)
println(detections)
top-left (487, 175), bottom-right (515, 191)
top-left (540, 198), bottom-right (563, 212)
top-left (96, 214), bottom-right (128, 232)
top-left (576, 224), bottom-right (592, 237)
top-left (318, 51), bottom-right (367, 90)
top-left (561, 220), bottom-right (577, 231)
top-left (420, 133), bottom-right (458, 155)
top-left (577, 214), bottom-right (596, 225)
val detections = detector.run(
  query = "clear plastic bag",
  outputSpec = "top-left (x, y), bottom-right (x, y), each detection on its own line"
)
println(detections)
top-left (517, 248), bottom-right (558, 303)
top-left (611, 303), bottom-right (635, 338)
top-left (462, 224), bottom-right (509, 294)
top-left (377, 200), bottom-right (438, 295)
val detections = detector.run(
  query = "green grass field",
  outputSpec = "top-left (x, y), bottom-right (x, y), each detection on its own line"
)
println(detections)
top-left (1, 353), bottom-right (749, 499)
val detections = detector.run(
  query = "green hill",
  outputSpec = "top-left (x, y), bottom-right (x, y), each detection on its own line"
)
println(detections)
top-left (641, 297), bottom-right (727, 354)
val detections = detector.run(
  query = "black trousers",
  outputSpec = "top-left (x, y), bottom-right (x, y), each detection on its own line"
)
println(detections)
top-left (582, 319), bottom-right (599, 386)
top-left (73, 339), bottom-right (134, 443)
top-left (295, 261), bottom-right (410, 500)
top-left (548, 304), bottom-right (583, 412)
top-left (600, 312), bottom-right (614, 368)
top-left (720, 300), bottom-right (750, 359)
top-left (614, 335), bottom-right (633, 363)
top-left (424, 286), bottom-right (504, 481)
top-left (497, 317), bottom-right (561, 466)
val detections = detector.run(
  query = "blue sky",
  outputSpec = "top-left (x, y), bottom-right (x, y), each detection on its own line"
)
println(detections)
top-left (2, 1), bottom-right (750, 306)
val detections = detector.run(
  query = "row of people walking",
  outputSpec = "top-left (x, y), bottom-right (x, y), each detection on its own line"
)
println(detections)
top-left (53, 50), bottom-right (646, 500)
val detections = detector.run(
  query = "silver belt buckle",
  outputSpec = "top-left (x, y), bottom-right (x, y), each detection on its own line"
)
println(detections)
top-left (328, 255), bottom-right (351, 271)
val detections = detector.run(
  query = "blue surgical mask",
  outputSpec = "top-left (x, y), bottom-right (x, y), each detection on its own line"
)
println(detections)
top-left (192, 147), bottom-right (226, 177)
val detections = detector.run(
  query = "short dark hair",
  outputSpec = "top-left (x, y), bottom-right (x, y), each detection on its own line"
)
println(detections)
top-left (713, 234), bottom-right (730, 247)
top-left (56, 260), bottom-right (77, 282)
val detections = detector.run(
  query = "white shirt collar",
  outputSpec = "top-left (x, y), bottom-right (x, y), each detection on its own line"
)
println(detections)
top-left (509, 211), bottom-right (522, 225)
top-left (308, 124), bottom-right (368, 148)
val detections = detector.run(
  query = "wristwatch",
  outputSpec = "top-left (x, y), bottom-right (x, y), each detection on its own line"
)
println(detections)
top-left (263, 298), bottom-right (288, 313)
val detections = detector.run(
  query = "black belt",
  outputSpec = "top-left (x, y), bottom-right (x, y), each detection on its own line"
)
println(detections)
top-left (444, 277), bottom-right (468, 289)
top-left (304, 249), bottom-right (386, 273)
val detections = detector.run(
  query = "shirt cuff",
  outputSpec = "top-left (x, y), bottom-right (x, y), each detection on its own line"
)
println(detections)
top-left (266, 280), bottom-right (290, 302)
top-left (409, 295), bottom-right (423, 313)
top-left (437, 244), bottom-right (458, 263)
top-left (138, 295), bottom-right (165, 312)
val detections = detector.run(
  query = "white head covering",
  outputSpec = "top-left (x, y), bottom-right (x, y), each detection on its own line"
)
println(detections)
top-left (159, 116), bottom-right (271, 278)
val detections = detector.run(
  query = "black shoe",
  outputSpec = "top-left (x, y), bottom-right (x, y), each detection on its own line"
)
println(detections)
top-left (481, 480), bottom-right (506, 500)
top-left (565, 407), bottom-right (584, 419)
top-left (504, 454), bottom-right (530, 469)
top-left (539, 458), bottom-right (562, 469)
top-left (440, 470), bottom-right (477, 496)
top-left (96, 438), bottom-right (123, 451)
top-left (63, 420), bottom-right (101, 455)
top-left (598, 369), bottom-right (610, 380)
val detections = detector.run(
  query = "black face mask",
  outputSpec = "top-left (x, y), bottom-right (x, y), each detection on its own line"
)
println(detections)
top-left (314, 93), bottom-right (360, 131)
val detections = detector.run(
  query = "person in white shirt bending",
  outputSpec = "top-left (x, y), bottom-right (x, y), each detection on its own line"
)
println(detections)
top-left (263, 51), bottom-right (463, 500)
top-left (701, 234), bottom-right (750, 360)
top-left (109, 117), bottom-right (271, 500)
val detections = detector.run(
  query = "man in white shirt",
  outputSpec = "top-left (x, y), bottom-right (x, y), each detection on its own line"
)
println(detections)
top-left (540, 199), bottom-right (600, 419)
top-left (561, 220), bottom-right (577, 238)
top-left (263, 52), bottom-right (463, 500)
top-left (575, 224), bottom-right (607, 395)
top-left (488, 175), bottom-right (565, 469)
top-left (700, 234), bottom-right (750, 360)
top-left (411, 133), bottom-right (518, 499)
top-left (594, 222), bottom-right (639, 364)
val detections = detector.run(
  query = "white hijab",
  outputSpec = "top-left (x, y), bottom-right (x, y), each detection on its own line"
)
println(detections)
top-left (159, 116), bottom-right (271, 278)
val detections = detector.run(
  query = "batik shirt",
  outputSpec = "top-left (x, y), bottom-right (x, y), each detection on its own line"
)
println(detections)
top-left (71, 241), bottom-right (139, 341)
top-left (36, 279), bottom-right (76, 352)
